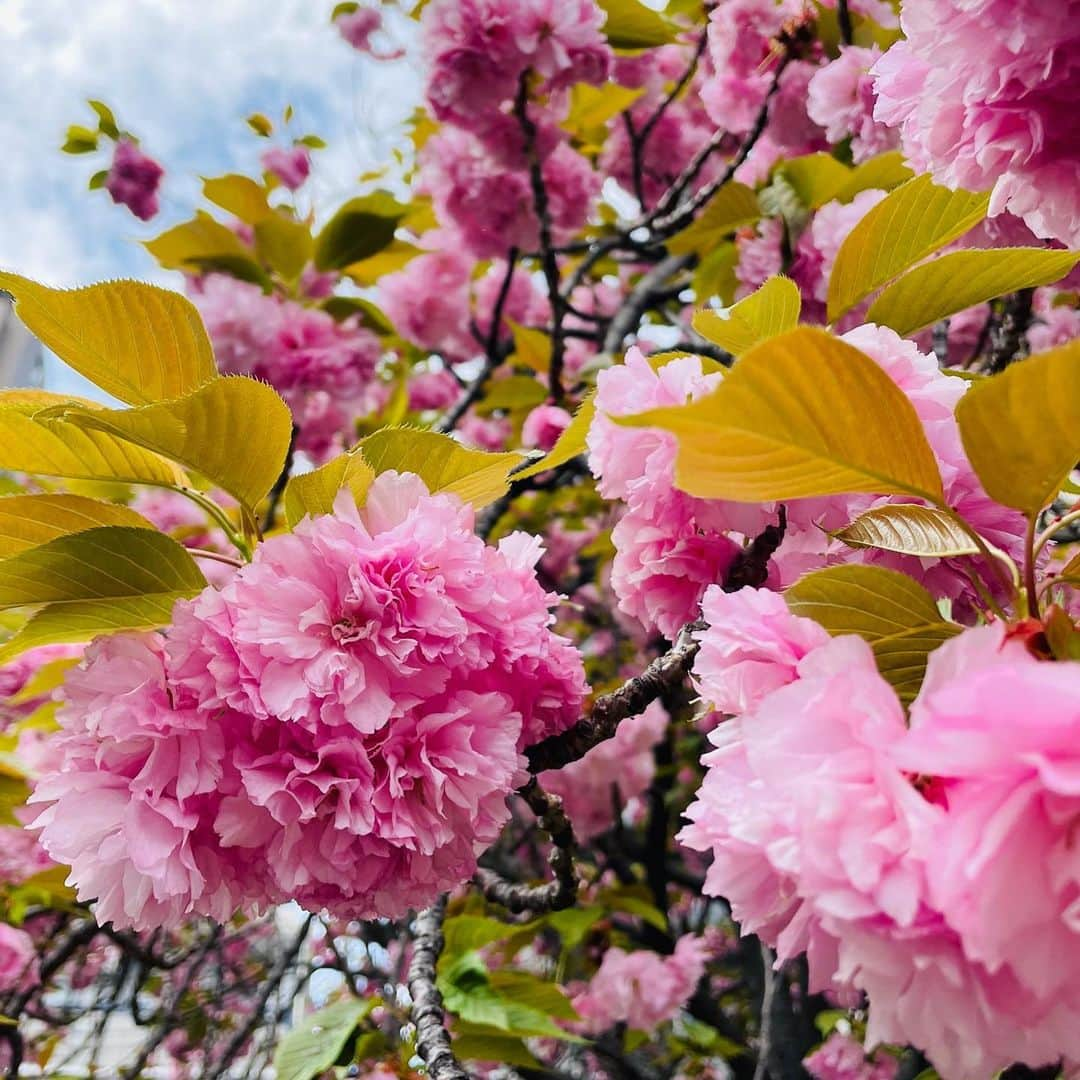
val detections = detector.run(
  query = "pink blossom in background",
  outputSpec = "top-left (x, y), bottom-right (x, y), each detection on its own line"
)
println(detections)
top-left (804, 1032), bottom-right (898, 1080)
top-left (807, 46), bottom-right (899, 163)
top-left (378, 248), bottom-right (474, 359)
top-left (734, 219), bottom-right (785, 299)
top-left (522, 404), bottom-right (571, 452)
top-left (261, 146), bottom-right (311, 191)
top-left (541, 700), bottom-right (668, 840)
top-left (335, 5), bottom-right (404, 59)
top-left (573, 934), bottom-right (708, 1033)
top-left (0, 924), bottom-right (37, 992)
top-left (422, 0), bottom-right (611, 131)
top-left (458, 413), bottom-right (511, 451)
top-left (0, 828), bottom-right (54, 885)
top-left (472, 261), bottom-right (550, 343)
top-left (105, 138), bottom-right (164, 221)
top-left (872, 0), bottom-right (1080, 245)
top-left (1029, 289), bottom-right (1080, 352)
top-left (694, 586), bottom-right (830, 717)
top-left (190, 274), bottom-right (382, 460)
top-left (407, 368), bottom-right (461, 412)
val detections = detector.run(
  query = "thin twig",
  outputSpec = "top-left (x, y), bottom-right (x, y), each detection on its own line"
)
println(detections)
top-left (475, 778), bottom-right (578, 913)
top-left (603, 254), bottom-right (694, 353)
top-left (261, 423), bottom-right (298, 534)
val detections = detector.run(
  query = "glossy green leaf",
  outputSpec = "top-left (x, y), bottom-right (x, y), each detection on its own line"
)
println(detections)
top-left (0, 274), bottom-right (217, 405)
top-left (786, 564), bottom-right (960, 702)
top-left (453, 1024), bottom-right (541, 1069)
top-left (832, 504), bottom-right (980, 557)
top-left (0, 526), bottom-right (204, 611)
top-left (283, 451), bottom-right (375, 528)
top-left (692, 275), bottom-right (801, 356)
top-left (358, 428), bottom-right (521, 508)
top-left (145, 211), bottom-right (271, 288)
top-left (272, 998), bottom-right (375, 1080)
top-left (827, 175), bottom-right (990, 321)
top-left (867, 248), bottom-right (1080, 336)
top-left (202, 174), bottom-right (272, 224)
top-left (667, 182), bottom-right (761, 256)
top-left (61, 377), bottom-right (293, 512)
top-left (0, 494), bottom-right (154, 558)
top-left (620, 326), bottom-right (943, 503)
top-left (512, 392), bottom-right (596, 480)
top-left (956, 338), bottom-right (1080, 514)
top-left (313, 191), bottom-right (407, 271)
top-left (597, 0), bottom-right (677, 48)
top-left (0, 392), bottom-right (186, 488)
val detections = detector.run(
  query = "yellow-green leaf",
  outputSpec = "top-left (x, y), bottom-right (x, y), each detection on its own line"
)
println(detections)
top-left (832, 504), bottom-right (980, 558)
top-left (0, 594), bottom-right (191, 665)
top-left (617, 327), bottom-right (943, 503)
top-left (827, 175), bottom-right (990, 322)
top-left (342, 239), bottom-right (422, 286)
top-left (475, 375), bottom-right (548, 415)
top-left (145, 211), bottom-right (272, 288)
top-left (0, 394), bottom-right (186, 488)
top-left (254, 212), bottom-right (313, 282)
top-left (692, 241), bottom-right (739, 306)
top-left (273, 998), bottom-right (375, 1080)
top-left (283, 451), bottom-right (375, 528)
top-left (61, 377), bottom-right (293, 512)
top-left (512, 391), bottom-right (596, 480)
top-left (692, 275), bottom-right (801, 357)
top-left (563, 83), bottom-right (645, 139)
top-left (778, 152), bottom-right (852, 209)
top-left (0, 526), bottom-right (204, 611)
top-left (866, 248), bottom-right (1080, 336)
top-left (314, 191), bottom-right (407, 271)
top-left (833, 151), bottom-right (914, 203)
top-left (358, 428), bottom-right (521, 508)
top-left (202, 174), bottom-right (272, 224)
top-left (509, 320), bottom-right (552, 374)
top-left (6, 655), bottom-right (80, 704)
top-left (597, 0), bottom-right (676, 48)
top-left (667, 182), bottom-right (761, 256)
top-left (786, 564), bottom-right (960, 702)
top-left (0, 275), bottom-right (217, 405)
top-left (0, 493), bottom-right (154, 558)
top-left (956, 338), bottom-right (1080, 514)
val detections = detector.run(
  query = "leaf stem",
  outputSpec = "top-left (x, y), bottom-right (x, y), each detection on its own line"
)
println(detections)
top-left (1024, 512), bottom-right (1040, 618)
top-left (169, 485), bottom-right (252, 561)
top-left (1033, 504), bottom-right (1080, 560)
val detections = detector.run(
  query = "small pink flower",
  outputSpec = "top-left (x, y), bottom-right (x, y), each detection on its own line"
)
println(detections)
top-left (261, 145), bottom-right (311, 191)
top-left (105, 139), bottom-right (164, 221)
top-left (522, 404), bottom-right (571, 451)
top-left (0, 924), bottom-right (37, 992)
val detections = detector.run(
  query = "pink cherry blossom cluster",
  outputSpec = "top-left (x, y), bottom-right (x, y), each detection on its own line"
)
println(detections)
top-left (415, 0), bottom-right (609, 258)
top-left (105, 138), bottom-right (164, 221)
top-left (31, 472), bottom-right (586, 930)
top-left (189, 273), bottom-right (383, 461)
top-left (572, 933), bottom-right (708, 1033)
top-left (682, 588), bottom-right (1080, 1077)
top-left (587, 328), bottom-right (1028, 637)
top-left (872, 0), bottom-right (1080, 245)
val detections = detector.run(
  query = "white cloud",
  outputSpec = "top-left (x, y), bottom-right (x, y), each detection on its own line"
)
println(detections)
top-left (0, 0), bottom-right (420, 393)
top-left (0, 0), bottom-right (419, 287)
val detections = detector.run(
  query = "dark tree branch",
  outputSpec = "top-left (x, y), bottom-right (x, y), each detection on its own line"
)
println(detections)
top-left (837, 0), bottom-right (854, 45)
top-left (476, 778), bottom-right (578, 913)
top-left (603, 254), bottom-right (694, 353)
top-left (407, 896), bottom-right (472, 1080)
top-left (724, 505), bottom-right (787, 592)
top-left (514, 76), bottom-right (566, 402)
top-left (985, 287), bottom-right (1035, 373)
top-left (261, 423), bottom-right (298, 534)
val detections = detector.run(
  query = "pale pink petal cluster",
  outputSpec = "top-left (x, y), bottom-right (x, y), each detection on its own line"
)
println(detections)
top-left (335, 6), bottom-right (404, 60)
top-left (0, 924), bottom-right (37, 992)
top-left (588, 349), bottom-right (773, 636)
top-left (804, 1032), bottom-right (898, 1080)
top-left (407, 368), bottom-right (461, 413)
top-left (541, 700), bottom-right (667, 840)
top-left (33, 473), bottom-right (585, 929)
top-left (573, 934), bottom-right (708, 1033)
top-left (105, 139), bottom-right (164, 221)
top-left (378, 248), bottom-right (474, 359)
top-left (872, 0), bottom-right (1080, 245)
top-left (807, 46), bottom-right (899, 164)
top-left (189, 274), bottom-right (382, 460)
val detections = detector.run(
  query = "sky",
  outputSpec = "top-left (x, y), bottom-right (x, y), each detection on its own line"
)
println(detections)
top-left (0, 0), bottom-right (419, 392)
